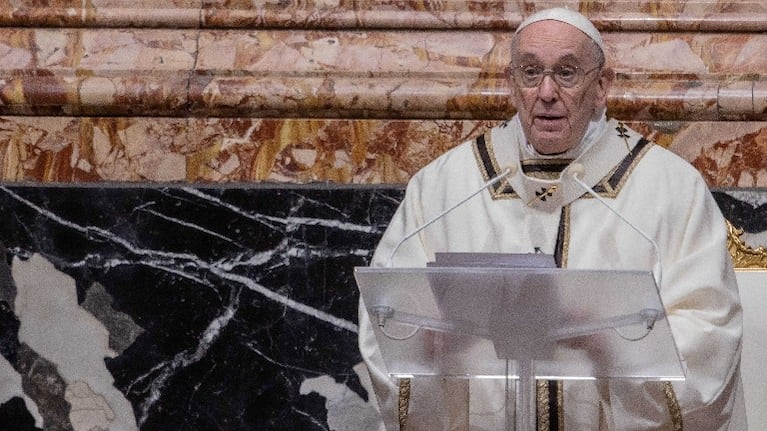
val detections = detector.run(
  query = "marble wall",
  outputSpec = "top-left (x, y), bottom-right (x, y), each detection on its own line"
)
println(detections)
top-left (0, 1), bottom-right (765, 430)
top-left (0, 185), bottom-right (398, 430)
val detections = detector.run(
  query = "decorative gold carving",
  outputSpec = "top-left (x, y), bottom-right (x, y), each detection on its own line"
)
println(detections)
top-left (727, 220), bottom-right (767, 269)
top-left (398, 378), bottom-right (411, 430)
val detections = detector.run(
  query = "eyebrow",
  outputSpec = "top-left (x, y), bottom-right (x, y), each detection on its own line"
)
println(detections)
top-left (515, 53), bottom-right (582, 65)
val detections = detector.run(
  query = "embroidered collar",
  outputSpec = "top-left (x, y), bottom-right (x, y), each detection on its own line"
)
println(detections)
top-left (473, 119), bottom-right (653, 212)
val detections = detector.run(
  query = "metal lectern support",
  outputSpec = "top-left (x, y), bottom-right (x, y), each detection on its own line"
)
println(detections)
top-left (517, 359), bottom-right (535, 431)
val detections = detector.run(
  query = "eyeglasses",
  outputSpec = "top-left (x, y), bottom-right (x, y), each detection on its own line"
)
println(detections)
top-left (509, 64), bottom-right (601, 88)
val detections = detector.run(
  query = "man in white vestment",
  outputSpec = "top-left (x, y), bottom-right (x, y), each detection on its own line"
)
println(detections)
top-left (358, 8), bottom-right (745, 430)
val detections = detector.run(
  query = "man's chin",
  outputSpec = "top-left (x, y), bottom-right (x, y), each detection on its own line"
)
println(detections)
top-left (529, 133), bottom-right (573, 155)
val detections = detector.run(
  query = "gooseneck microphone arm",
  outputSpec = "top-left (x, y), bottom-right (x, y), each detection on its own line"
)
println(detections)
top-left (569, 166), bottom-right (663, 288)
top-left (386, 166), bottom-right (516, 267)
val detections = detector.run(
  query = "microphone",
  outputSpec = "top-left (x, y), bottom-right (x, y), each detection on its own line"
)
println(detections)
top-left (386, 165), bottom-right (517, 267)
top-left (568, 163), bottom-right (663, 287)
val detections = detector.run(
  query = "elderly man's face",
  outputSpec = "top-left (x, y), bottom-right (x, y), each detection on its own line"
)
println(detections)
top-left (509, 20), bottom-right (613, 154)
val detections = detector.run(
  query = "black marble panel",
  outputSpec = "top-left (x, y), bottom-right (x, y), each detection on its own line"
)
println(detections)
top-left (712, 190), bottom-right (767, 233)
top-left (713, 189), bottom-right (767, 250)
top-left (0, 185), bottom-right (762, 431)
top-left (0, 185), bottom-right (403, 431)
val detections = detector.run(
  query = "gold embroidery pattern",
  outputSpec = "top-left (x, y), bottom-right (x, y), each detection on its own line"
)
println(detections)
top-left (557, 381), bottom-right (564, 430)
top-left (554, 208), bottom-right (568, 431)
top-left (471, 132), bottom-right (494, 183)
top-left (536, 380), bottom-right (564, 431)
top-left (558, 205), bottom-right (571, 269)
top-left (527, 185), bottom-right (558, 206)
top-left (471, 132), bottom-right (518, 199)
top-left (521, 159), bottom-right (573, 180)
top-left (537, 380), bottom-right (551, 431)
top-left (615, 123), bottom-right (632, 152)
top-left (536, 205), bottom-right (570, 431)
top-left (727, 220), bottom-right (767, 269)
top-left (398, 378), bottom-right (411, 430)
top-left (472, 126), bottom-right (654, 201)
top-left (587, 137), bottom-right (654, 199)
top-left (663, 381), bottom-right (684, 431)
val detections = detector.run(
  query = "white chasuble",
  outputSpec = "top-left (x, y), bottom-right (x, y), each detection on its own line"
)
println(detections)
top-left (358, 118), bottom-right (744, 430)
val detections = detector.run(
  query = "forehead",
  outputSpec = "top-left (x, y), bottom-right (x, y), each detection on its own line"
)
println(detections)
top-left (512, 20), bottom-right (594, 63)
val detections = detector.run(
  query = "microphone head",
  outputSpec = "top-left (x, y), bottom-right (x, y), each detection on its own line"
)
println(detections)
top-left (501, 164), bottom-right (518, 177)
top-left (568, 163), bottom-right (585, 180)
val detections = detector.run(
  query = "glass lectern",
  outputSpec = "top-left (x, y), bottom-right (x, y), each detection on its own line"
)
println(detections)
top-left (355, 261), bottom-right (684, 430)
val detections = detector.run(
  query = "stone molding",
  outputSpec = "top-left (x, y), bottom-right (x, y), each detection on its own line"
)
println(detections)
top-left (3, 2), bottom-right (767, 31)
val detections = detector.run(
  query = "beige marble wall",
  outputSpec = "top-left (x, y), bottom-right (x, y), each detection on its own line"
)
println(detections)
top-left (1, 117), bottom-right (765, 187)
top-left (0, 1), bottom-right (765, 187)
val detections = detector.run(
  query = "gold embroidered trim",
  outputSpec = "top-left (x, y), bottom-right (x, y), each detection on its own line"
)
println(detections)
top-left (472, 125), bottom-right (654, 201)
top-left (536, 380), bottom-right (550, 431)
top-left (525, 171), bottom-right (563, 181)
top-left (587, 137), bottom-right (654, 199)
top-left (554, 205), bottom-right (568, 430)
top-left (471, 132), bottom-right (494, 182)
top-left (471, 131), bottom-right (518, 200)
top-left (663, 381), bottom-right (684, 431)
top-left (727, 220), bottom-right (767, 269)
top-left (605, 138), bottom-right (653, 198)
top-left (559, 205), bottom-right (571, 269)
top-left (536, 380), bottom-right (564, 431)
top-left (557, 381), bottom-right (564, 431)
top-left (521, 158), bottom-right (574, 181)
top-left (398, 378), bottom-right (411, 430)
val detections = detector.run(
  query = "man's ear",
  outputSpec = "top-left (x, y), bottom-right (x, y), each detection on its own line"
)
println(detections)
top-left (595, 66), bottom-right (615, 106)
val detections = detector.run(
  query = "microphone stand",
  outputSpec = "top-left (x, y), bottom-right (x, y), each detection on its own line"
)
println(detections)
top-left (387, 166), bottom-right (515, 267)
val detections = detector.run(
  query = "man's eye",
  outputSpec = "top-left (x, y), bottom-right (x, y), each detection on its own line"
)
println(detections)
top-left (556, 67), bottom-right (577, 79)
top-left (522, 67), bottom-right (542, 77)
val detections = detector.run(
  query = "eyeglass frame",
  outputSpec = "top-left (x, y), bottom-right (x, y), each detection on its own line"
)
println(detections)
top-left (507, 63), bottom-right (602, 89)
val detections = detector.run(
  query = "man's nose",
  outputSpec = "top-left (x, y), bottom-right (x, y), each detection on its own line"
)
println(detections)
top-left (537, 75), bottom-right (559, 101)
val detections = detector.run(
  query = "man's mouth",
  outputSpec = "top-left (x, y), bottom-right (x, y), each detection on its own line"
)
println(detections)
top-left (534, 115), bottom-right (567, 128)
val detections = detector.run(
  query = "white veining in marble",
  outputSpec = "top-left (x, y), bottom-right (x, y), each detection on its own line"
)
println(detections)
top-left (0, 185), bottom-right (384, 428)
top-left (138, 205), bottom-right (248, 247)
top-left (726, 189), bottom-right (767, 208)
top-left (0, 186), bottom-right (361, 333)
top-left (209, 265), bottom-right (359, 333)
top-left (128, 287), bottom-right (241, 426)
